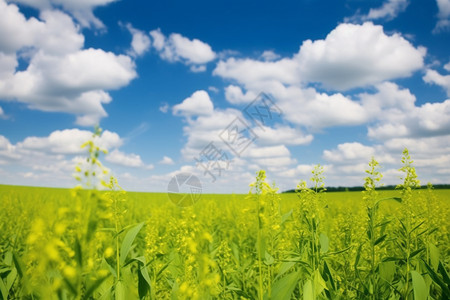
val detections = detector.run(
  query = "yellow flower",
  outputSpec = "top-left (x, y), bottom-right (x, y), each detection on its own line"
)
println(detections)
top-left (63, 265), bottom-right (77, 279)
top-left (104, 247), bottom-right (114, 258)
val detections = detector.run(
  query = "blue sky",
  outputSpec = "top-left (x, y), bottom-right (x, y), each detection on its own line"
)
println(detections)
top-left (1, 0), bottom-right (450, 193)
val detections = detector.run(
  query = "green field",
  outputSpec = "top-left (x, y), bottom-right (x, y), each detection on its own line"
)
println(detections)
top-left (1, 181), bottom-right (449, 299)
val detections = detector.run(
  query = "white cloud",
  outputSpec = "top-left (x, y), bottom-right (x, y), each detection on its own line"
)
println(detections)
top-left (260, 50), bottom-right (281, 61)
top-left (0, 106), bottom-right (6, 119)
top-left (106, 149), bottom-right (145, 167)
top-left (366, 0), bottom-right (409, 20)
top-left (224, 85), bottom-right (258, 104)
top-left (323, 142), bottom-right (376, 163)
top-left (125, 23), bottom-right (151, 57)
top-left (359, 82), bottom-right (416, 118)
top-left (0, 5), bottom-right (84, 54)
top-left (159, 102), bottom-right (169, 113)
top-left (159, 156), bottom-right (174, 165)
top-left (368, 99), bottom-right (450, 139)
top-left (244, 145), bottom-right (290, 159)
top-left (252, 125), bottom-right (313, 146)
top-left (172, 90), bottom-right (214, 117)
top-left (434, 0), bottom-right (450, 32)
top-left (296, 22), bottom-right (425, 90)
top-left (178, 107), bottom-right (242, 160)
top-left (423, 68), bottom-right (450, 96)
top-left (215, 23), bottom-right (425, 92)
top-left (347, 0), bottom-right (409, 22)
top-left (149, 28), bottom-right (165, 51)
top-left (149, 28), bottom-right (216, 71)
top-left (208, 86), bottom-right (219, 93)
top-left (276, 85), bottom-right (368, 129)
top-left (445, 62), bottom-right (450, 71)
top-left (0, 49), bottom-right (136, 125)
top-left (214, 57), bottom-right (300, 88)
top-left (8, 0), bottom-right (118, 29)
top-left (0, 2), bottom-right (137, 126)
top-left (213, 23), bottom-right (426, 132)
top-left (319, 136), bottom-right (450, 187)
top-left (18, 128), bottom-right (122, 154)
top-left (0, 128), bottom-right (161, 189)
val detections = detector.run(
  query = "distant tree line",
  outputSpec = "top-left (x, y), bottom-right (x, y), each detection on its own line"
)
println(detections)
top-left (282, 184), bottom-right (450, 193)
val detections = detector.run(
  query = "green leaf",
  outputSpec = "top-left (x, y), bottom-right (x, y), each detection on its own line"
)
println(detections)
top-left (378, 261), bottom-right (395, 283)
top-left (74, 238), bottom-right (83, 267)
top-left (12, 252), bottom-right (24, 278)
top-left (134, 257), bottom-right (152, 299)
top-left (0, 278), bottom-right (8, 300)
top-left (410, 248), bottom-right (425, 259)
top-left (120, 222), bottom-right (144, 265)
top-left (256, 235), bottom-right (267, 260)
top-left (354, 244), bottom-right (363, 268)
top-left (83, 275), bottom-right (110, 300)
top-left (281, 209), bottom-right (293, 225)
top-left (313, 269), bottom-right (327, 296)
top-left (271, 270), bottom-right (300, 300)
top-left (275, 261), bottom-right (296, 281)
top-left (421, 260), bottom-right (450, 297)
top-left (138, 269), bottom-right (149, 299)
top-left (303, 279), bottom-right (313, 300)
top-left (5, 268), bottom-right (16, 294)
top-left (264, 251), bottom-right (275, 266)
top-left (374, 234), bottom-right (387, 246)
top-left (102, 258), bottom-right (117, 278)
top-left (323, 261), bottom-right (335, 290)
top-left (429, 243), bottom-right (439, 271)
top-left (319, 233), bottom-right (329, 253)
top-left (411, 271), bottom-right (428, 300)
top-left (375, 197), bottom-right (402, 208)
top-left (438, 261), bottom-right (450, 287)
top-left (115, 281), bottom-right (125, 300)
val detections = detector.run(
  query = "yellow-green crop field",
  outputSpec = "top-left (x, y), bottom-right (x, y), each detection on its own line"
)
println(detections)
top-left (1, 181), bottom-right (449, 299)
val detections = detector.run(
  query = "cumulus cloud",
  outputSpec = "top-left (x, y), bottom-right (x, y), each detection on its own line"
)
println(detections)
top-left (273, 85), bottom-right (368, 129)
top-left (124, 23), bottom-right (151, 57)
top-left (159, 156), bottom-right (175, 165)
top-left (0, 128), bottom-right (158, 188)
top-left (172, 90), bottom-right (214, 117)
top-left (260, 50), bottom-right (281, 61)
top-left (252, 125), bottom-right (313, 146)
top-left (215, 22), bottom-right (425, 92)
top-left (106, 149), bottom-right (147, 168)
top-left (434, 0), bottom-right (450, 32)
top-left (368, 99), bottom-right (450, 139)
top-left (323, 142), bottom-right (376, 163)
top-left (346, 0), bottom-right (409, 22)
top-left (224, 85), bottom-right (258, 104)
top-left (8, 0), bottom-right (118, 29)
top-left (149, 28), bottom-right (216, 71)
top-left (159, 102), bottom-right (169, 113)
top-left (213, 22), bottom-right (428, 132)
top-left (0, 1), bottom-right (137, 126)
top-left (214, 57), bottom-right (300, 88)
top-left (351, 82), bottom-right (450, 140)
top-left (0, 5), bottom-right (84, 54)
top-left (18, 128), bottom-right (122, 154)
top-left (321, 135), bottom-right (450, 187)
top-left (0, 106), bottom-right (7, 119)
top-left (296, 22), bottom-right (425, 90)
top-left (359, 82), bottom-right (416, 118)
top-left (423, 68), bottom-right (450, 96)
